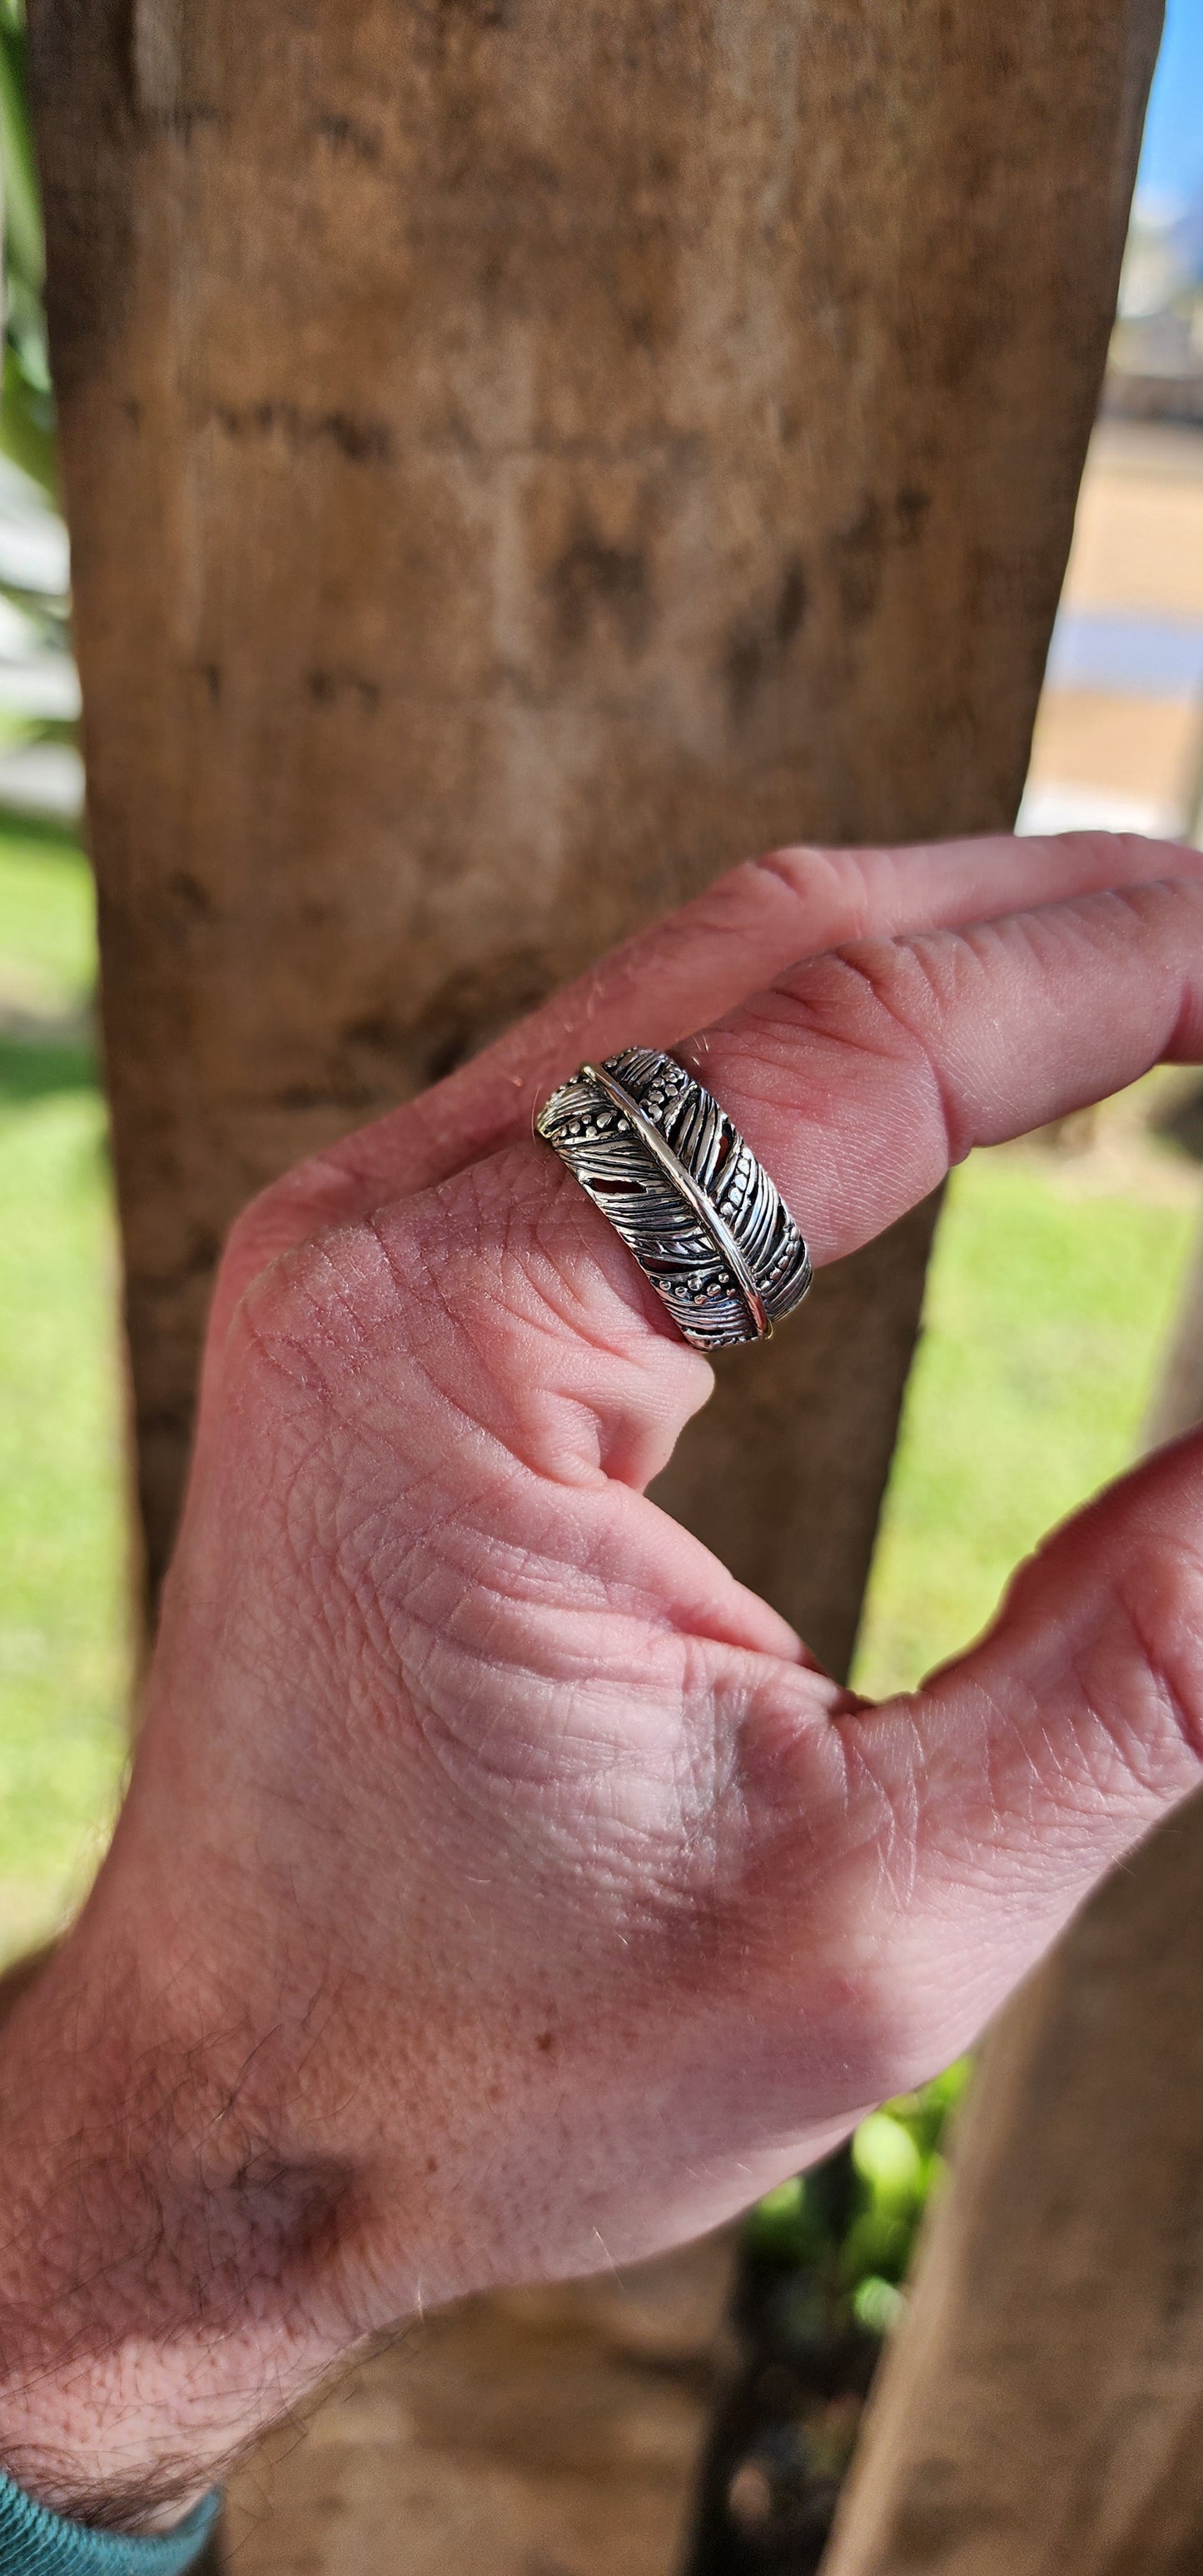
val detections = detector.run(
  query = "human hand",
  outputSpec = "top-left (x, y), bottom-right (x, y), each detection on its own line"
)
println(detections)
top-left (2, 830), bottom-right (1203, 2524)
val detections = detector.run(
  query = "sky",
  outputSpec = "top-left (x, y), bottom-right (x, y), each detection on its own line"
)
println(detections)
top-left (1137, 0), bottom-right (1203, 216)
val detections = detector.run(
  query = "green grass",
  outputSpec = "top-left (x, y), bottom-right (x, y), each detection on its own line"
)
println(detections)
top-left (855, 1135), bottom-right (1198, 1699)
top-left (0, 816), bottom-right (1197, 1970)
top-left (0, 823), bottom-right (98, 1013)
top-left (0, 823), bottom-right (129, 1958)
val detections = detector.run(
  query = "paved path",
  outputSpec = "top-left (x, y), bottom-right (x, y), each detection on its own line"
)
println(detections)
top-left (1025, 420), bottom-right (1203, 836)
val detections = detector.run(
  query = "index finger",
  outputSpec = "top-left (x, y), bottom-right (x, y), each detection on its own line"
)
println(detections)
top-left (306, 873), bottom-right (1203, 1517)
top-left (214, 831), bottom-right (1202, 1331)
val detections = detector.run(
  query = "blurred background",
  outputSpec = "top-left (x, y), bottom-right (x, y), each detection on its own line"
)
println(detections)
top-left (1, 0), bottom-right (1201, 2562)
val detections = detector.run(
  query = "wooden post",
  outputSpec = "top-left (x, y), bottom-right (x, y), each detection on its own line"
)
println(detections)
top-left (28, 0), bottom-right (1151, 1648)
top-left (824, 1201), bottom-right (1203, 2574)
top-left (1145, 1220), bottom-right (1203, 1450)
top-left (823, 1798), bottom-right (1203, 2576)
top-left (28, 0), bottom-right (1158, 2564)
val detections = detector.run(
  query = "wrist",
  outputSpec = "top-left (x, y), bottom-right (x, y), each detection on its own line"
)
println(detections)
top-left (0, 2471), bottom-right (221, 2568)
top-left (0, 1917), bottom-right (359, 2532)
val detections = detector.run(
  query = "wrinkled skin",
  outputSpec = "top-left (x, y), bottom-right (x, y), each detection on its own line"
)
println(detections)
top-left (2, 832), bottom-right (1203, 2524)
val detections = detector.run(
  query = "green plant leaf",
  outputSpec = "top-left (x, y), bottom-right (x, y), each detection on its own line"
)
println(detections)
top-left (0, 26), bottom-right (43, 296)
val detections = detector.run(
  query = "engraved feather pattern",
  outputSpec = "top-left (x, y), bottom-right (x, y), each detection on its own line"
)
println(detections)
top-left (536, 1046), bottom-right (811, 1351)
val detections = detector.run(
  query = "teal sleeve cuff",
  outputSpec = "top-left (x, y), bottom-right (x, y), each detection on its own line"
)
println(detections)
top-left (0, 2475), bottom-right (220, 2576)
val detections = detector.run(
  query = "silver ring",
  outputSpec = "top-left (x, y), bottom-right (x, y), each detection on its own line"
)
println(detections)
top-left (535, 1047), bottom-right (812, 1351)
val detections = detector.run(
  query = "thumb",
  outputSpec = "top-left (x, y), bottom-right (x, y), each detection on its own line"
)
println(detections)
top-left (738, 1430), bottom-right (1203, 2091)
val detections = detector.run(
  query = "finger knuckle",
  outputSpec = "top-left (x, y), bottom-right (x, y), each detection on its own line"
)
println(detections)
top-left (230, 1222), bottom-right (394, 1405)
top-left (1111, 1533), bottom-right (1203, 1777)
top-left (217, 1183), bottom-right (294, 1301)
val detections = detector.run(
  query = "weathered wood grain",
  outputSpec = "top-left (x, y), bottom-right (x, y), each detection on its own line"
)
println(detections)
top-left (31, 0), bottom-right (1147, 1648)
top-left (222, 2239), bottom-right (735, 2576)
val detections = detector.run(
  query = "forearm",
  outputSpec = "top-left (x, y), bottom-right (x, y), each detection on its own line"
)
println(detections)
top-left (0, 1927), bottom-right (358, 2534)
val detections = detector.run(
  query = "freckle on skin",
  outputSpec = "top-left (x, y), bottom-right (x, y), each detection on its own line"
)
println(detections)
top-left (535, 2031), bottom-right (556, 2054)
